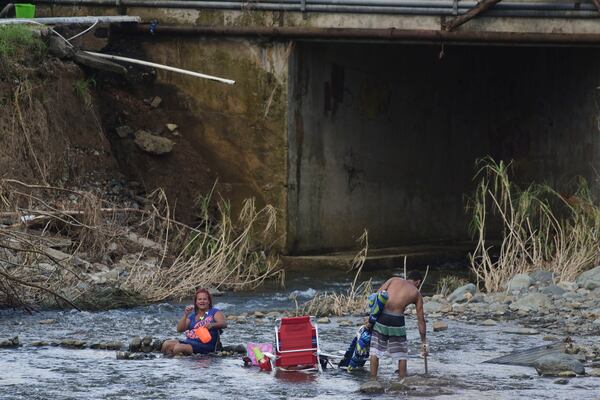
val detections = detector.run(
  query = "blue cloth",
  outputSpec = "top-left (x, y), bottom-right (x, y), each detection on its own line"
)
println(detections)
top-left (178, 307), bottom-right (221, 354)
top-left (339, 291), bottom-right (388, 371)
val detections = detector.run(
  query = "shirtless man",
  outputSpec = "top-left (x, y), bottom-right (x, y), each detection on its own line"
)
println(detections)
top-left (367, 271), bottom-right (427, 379)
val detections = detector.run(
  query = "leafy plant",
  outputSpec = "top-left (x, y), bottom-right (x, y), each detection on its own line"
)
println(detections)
top-left (73, 78), bottom-right (96, 110)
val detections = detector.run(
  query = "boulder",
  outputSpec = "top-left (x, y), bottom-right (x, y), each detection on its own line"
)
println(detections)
top-left (90, 341), bottom-right (123, 350)
top-left (576, 266), bottom-right (600, 290)
top-left (510, 293), bottom-right (551, 312)
top-left (530, 270), bottom-right (554, 286)
top-left (39, 319), bottom-right (56, 325)
top-left (507, 274), bottom-right (532, 292)
top-left (533, 353), bottom-right (585, 376)
top-left (432, 321), bottom-right (448, 332)
top-left (222, 344), bottom-right (246, 353)
top-left (134, 130), bottom-right (174, 155)
top-left (317, 317), bottom-right (330, 324)
top-left (424, 301), bottom-right (445, 313)
top-left (141, 336), bottom-right (154, 353)
top-left (60, 339), bottom-right (87, 348)
top-left (129, 337), bottom-right (142, 352)
top-left (388, 381), bottom-right (415, 392)
top-left (558, 281), bottom-right (578, 292)
top-left (447, 284), bottom-right (477, 303)
top-left (116, 351), bottom-right (157, 360)
top-left (359, 380), bottom-right (384, 394)
top-left (541, 285), bottom-right (566, 297)
top-left (0, 336), bottom-right (20, 348)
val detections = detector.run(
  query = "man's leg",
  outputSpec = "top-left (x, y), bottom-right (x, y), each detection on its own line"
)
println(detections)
top-left (370, 355), bottom-right (379, 379)
top-left (398, 359), bottom-right (407, 379)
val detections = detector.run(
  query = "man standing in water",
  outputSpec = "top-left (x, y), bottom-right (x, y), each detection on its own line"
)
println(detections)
top-left (367, 271), bottom-right (427, 379)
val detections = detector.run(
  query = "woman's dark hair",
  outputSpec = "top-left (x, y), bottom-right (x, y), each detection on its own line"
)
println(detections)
top-left (194, 288), bottom-right (213, 313)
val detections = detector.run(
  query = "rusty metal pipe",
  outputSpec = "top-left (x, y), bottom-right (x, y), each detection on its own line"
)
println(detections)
top-left (32, 0), bottom-right (600, 17)
top-left (116, 24), bottom-right (600, 45)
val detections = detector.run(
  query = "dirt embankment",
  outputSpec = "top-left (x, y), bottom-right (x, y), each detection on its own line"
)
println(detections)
top-left (0, 30), bottom-right (219, 223)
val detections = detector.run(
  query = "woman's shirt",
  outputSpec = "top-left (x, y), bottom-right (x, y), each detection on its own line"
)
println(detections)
top-left (184, 307), bottom-right (221, 341)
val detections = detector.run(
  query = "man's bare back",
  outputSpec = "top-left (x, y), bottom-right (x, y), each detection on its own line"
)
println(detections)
top-left (369, 273), bottom-right (427, 379)
top-left (379, 277), bottom-right (422, 314)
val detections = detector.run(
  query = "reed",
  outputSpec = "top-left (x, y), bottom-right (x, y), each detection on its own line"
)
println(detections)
top-left (0, 179), bottom-right (282, 309)
top-left (468, 157), bottom-right (600, 292)
top-left (298, 231), bottom-right (373, 317)
top-left (434, 275), bottom-right (468, 297)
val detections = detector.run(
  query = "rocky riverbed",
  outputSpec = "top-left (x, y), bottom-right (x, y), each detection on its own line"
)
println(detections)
top-left (2, 269), bottom-right (600, 399)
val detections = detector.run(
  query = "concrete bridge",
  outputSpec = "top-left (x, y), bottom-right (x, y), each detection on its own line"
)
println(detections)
top-left (33, 0), bottom-right (600, 255)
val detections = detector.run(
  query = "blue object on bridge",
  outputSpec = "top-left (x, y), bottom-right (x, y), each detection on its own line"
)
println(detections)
top-left (149, 19), bottom-right (158, 35)
top-left (338, 290), bottom-right (388, 371)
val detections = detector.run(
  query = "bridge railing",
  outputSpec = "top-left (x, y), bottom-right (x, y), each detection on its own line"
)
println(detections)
top-left (34, 0), bottom-right (600, 18)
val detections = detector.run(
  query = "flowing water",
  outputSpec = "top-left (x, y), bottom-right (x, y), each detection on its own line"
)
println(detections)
top-left (1, 268), bottom-right (598, 399)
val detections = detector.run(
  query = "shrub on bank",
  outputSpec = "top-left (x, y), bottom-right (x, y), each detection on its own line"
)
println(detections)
top-left (0, 25), bottom-right (46, 69)
top-left (468, 157), bottom-right (600, 292)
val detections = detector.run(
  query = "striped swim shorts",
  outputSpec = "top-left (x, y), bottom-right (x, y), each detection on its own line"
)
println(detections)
top-left (370, 312), bottom-right (408, 361)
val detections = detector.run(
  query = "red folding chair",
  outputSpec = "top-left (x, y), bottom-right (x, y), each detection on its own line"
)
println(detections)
top-left (274, 316), bottom-right (322, 372)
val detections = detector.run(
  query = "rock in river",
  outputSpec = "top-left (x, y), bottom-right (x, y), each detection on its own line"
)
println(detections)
top-left (576, 266), bottom-right (600, 290)
top-left (507, 274), bottom-right (532, 292)
top-left (359, 380), bottom-right (384, 394)
top-left (432, 321), bottom-right (448, 332)
top-left (447, 283), bottom-right (477, 303)
top-left (0, 336), bottom-right (20, 348)
top-left (534, 353), bottom-right (585, 376)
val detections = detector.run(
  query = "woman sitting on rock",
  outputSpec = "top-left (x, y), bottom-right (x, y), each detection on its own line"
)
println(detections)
top-left (161, 288), bottom-right (227, 356)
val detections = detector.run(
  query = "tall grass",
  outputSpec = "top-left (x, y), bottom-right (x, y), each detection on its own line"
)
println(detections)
top-left (298, 230), bottom-right (373, 317)
top-left (123, 189), bottom-right (283, 301)
top-left (468, 157), bottom-right (600, 292)
top-left (0, 25), bottom-right (45, 61)
top-left (0, 180), bottom-right (283, 309)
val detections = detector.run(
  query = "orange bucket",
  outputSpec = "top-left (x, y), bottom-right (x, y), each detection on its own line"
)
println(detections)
top-left (194, 326), bottom-right (212, 344)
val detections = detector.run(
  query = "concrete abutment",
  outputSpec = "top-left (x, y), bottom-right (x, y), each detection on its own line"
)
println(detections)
top-left (34, 5), bottom-right (600, 254)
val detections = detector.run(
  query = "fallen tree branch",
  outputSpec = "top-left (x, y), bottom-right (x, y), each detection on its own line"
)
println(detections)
top-left (0, 268), bottom-right (80, 311)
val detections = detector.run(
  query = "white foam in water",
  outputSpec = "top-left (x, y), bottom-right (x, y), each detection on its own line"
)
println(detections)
top-left (290, 288), bottom-right (317, 298)
top-left (214, 302), bottom-right (235, 310)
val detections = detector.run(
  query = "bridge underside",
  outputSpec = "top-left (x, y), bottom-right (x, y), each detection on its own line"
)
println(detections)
top-left (287, 42), bottom-right (600, 253)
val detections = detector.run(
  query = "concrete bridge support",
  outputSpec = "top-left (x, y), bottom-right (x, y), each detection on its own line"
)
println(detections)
top-left (33, 5), bottom-right (600, 254)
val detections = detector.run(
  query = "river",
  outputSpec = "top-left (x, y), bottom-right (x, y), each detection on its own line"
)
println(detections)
top-left (1, 269), bottom-right (598, 399)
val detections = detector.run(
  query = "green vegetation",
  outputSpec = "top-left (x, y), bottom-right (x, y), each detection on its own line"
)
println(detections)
top-left (0, 25), bottom-right (45, 60)
top-left (435, 275), bottom-right (468, 297)
top-left (468, 157), bottom-right (600, 292)
top-left (73, 78), bottom-right (96, 109)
